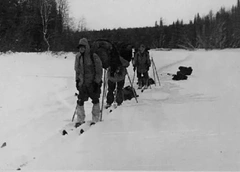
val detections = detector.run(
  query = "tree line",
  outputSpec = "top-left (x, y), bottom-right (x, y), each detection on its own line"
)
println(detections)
top-left (0, 0), bottom-right (239, 52)
top-left (0, 0), bottom-right (75, 52)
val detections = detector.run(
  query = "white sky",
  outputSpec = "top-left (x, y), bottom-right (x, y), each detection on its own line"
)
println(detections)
top-left (68, 0), bottom-right (237, 30)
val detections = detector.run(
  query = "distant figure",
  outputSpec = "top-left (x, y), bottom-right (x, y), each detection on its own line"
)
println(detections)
top-left (133, 44), bottom-right (151, 89)
top-left (74, 38), bottom-right (103, 127)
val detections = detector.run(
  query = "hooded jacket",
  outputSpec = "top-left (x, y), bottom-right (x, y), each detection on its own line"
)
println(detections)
top-left (74, 38), bottom-right (103, 86)
top-left (133, 51), bottom-right (151, 73)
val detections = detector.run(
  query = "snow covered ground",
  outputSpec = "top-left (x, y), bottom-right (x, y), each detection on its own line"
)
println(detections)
top-left (0, 49), bottom-right (240, 170)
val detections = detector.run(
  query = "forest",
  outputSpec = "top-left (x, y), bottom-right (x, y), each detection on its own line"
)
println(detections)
top-left (0, 0), bottom-right (240, 52)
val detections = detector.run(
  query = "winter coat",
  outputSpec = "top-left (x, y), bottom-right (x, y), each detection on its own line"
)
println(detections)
top-left (107, 56), bottom-right (129, 83)
top-left (74, 38), bottom-right (103, 86)
top-left (133, 51), bottom-right (151, 73)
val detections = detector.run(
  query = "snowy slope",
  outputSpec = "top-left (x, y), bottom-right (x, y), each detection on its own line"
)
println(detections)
top-left (0, 49), bottom-right (240, 170)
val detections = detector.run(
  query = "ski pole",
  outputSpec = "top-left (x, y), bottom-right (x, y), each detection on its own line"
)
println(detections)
top-left (72, 104), bottom-right (77, 122)
top-left (132, 69), bottom-right (136, 85)
top-left (152, 58), bottom-right (161, 86)
top-left (100, 69), bottom-right (107, 121)
top-left (126, 70), bottom-right (138, 103)
top-left (147, 75), bottom-right (151, 89)
top-left (151, 57), bottom-right (156, 86)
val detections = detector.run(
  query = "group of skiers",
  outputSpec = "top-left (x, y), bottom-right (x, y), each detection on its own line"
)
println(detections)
top-left (74, 38), bottom-right (151, 127)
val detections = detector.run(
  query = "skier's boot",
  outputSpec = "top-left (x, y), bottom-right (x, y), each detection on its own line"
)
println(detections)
top-left (75, 104), bottom-right (85, 128)
top-left (138, 80), bottom-right (142, 89)
top-left (92, 103), bottom-right (100, 123)
top-left (117, 102), bottom-right (122, 106)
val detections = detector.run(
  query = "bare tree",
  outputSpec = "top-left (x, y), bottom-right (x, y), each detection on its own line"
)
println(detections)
top-left (40, 0), bottom-right (52, 51)
top-left (77, 16), bottom-right (87, 31)
top-left (56, 0), bottom-right (69, 29)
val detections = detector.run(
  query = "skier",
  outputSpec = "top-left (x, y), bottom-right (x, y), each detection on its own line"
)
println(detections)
top-left (74, 38), bottom-right (103, 127)
top-left (105, 56), bottom-right (129, 108)
top-left (133, 44), bottom-right (151, 89)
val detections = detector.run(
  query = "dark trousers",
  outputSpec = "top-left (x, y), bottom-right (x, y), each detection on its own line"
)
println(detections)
top-left (107, 79), bottom-right (125, 105)
top-left (77, 83), bottom-right (101, 106)
top-left (137, 71), bottom-right (149, 86)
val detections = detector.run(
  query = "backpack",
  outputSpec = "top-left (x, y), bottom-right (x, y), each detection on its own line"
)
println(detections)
top-left (115, 42), bottom-right (133, 62)
top-left (91, 39), bottom-right (133, 70)
top-left (178, 66), bottom-right (193, 75)
top-left (123, 85), bottom-right (139, 100)
top-left (91, 39), bottom-right (120, 69)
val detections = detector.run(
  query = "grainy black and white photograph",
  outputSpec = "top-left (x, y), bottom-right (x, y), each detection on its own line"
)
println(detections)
top-left (0, 0), bottom-right (240, 170)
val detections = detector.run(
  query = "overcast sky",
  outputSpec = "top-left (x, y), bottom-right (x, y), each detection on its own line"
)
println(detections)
top-left (68, 0), bottom-right (237, 30)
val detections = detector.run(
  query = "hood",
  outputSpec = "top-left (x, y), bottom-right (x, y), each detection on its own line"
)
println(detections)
top-left (77, 38), bottom-right (90, 53)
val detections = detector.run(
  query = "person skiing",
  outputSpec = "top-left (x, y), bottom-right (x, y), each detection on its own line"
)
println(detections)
top-left (133, 44), bottom-right (151, 89)
top-left (105, 56), bottom-right (129, 108)
top-left (74, 38), bottom-right (103, 127)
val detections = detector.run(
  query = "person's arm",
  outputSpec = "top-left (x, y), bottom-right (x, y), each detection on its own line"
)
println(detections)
top-left (74, 53), bottom-right (80, 80)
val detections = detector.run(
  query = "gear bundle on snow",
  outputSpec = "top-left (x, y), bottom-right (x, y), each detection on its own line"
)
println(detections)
top-left (172, 66), bottom-right (193, 81)
top-left (178, 66), bottom-right (193, 75)
top-left (123, 85), bottom-right (139, 101)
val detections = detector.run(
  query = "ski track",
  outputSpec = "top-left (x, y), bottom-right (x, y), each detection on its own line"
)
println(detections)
top-left (158, 53), bottom-right (192, 73)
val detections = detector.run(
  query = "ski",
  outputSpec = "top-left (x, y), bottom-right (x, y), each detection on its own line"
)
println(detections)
top-left (141, 86), bottom-right (149, 92)
top-left (141, 87), bottom-right (146, 92)
top-left (61, 122), bottom-right (76, 136)
top-left (79, 121), bottom-right (96, 135)
top-left (61, 120), bottom-right (96, 136)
